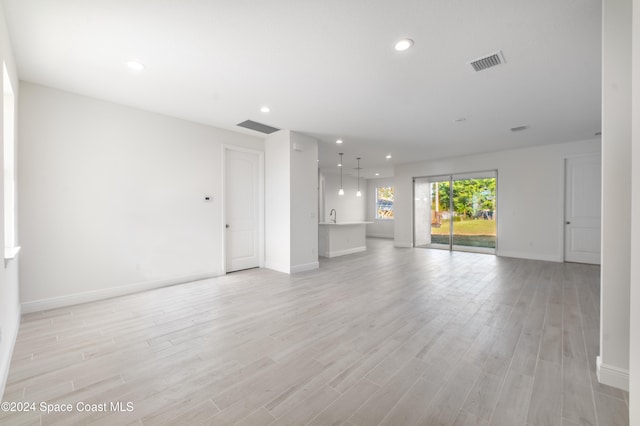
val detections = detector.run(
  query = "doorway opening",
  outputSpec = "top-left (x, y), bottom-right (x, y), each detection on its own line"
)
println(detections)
top-left (414, 171), bottom-right (497, 254)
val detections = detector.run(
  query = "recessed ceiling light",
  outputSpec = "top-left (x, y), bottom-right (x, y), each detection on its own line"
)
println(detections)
top-left (127, 61), bottom-right (145, 70)
top-left (375, 173), bottom-right (380, 176)
top-left (336, 139), bottom-right (343, 144)
top-left (394, 38), bottom-right (414, 51)
top-left (260, 106), bottom-right (270, 113)
top-left (386, 154), bottom-right (392, 159)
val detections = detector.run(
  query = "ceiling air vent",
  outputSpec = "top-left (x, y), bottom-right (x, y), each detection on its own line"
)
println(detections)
top-left (237, 120), bottom-right (280, 134)
top-left (469, 50), bottom-right (506, 72)
top-left (510, 125), bottom-right (529, 132)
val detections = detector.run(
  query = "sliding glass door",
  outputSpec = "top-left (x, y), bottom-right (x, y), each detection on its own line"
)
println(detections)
top-left (414, 171), bottom-right (497, 254)
top-left (414, 176), bottom-right (451, 249)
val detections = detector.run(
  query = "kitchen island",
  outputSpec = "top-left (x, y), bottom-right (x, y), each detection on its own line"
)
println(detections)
top-left (318, 222), bottom-right (373, 258)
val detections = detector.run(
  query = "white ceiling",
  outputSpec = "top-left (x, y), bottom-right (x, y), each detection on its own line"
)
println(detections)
top-left (2, 0), bottom-right (602, 178)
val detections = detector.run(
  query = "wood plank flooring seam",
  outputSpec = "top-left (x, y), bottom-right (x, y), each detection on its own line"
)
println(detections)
top-left (574, 275), bottom-right (602, 426)
top-left (486, 276), bottom-right (545, 426)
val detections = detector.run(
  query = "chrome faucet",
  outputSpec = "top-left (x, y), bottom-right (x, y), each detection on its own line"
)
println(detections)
top-left (329, 209), bottom-right (336, 223)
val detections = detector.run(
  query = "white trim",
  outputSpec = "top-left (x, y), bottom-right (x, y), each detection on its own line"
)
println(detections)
top-left (21, 271), bottom-right (222, 314)
top-left (4, 246), bottom-right (20, 260)
top-left (322, 246), bottom-right (366, 258)
top-left (496, 250), bottom-right (562, 263)
top-left (290, 261), bottom-right (319, 273)
top-left (221, 144), bottom-right (226, 274)
top-left (0, 303), bottom-right (21, 400)
top-left (597, 356), bottom-right (630, 391)
top-left (265, 262), bottom-right (290, 274)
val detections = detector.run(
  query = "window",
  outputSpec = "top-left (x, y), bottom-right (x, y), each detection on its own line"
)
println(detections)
top-left (375, 186), bottom-right (394, 219)
top-left (3, 62), bottom-right (18, 260)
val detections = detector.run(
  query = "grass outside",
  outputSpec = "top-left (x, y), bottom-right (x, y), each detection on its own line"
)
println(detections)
top-left (431, 219), bottom-right (496, 236)
top-left (431, 219), bottom-right (496, 248)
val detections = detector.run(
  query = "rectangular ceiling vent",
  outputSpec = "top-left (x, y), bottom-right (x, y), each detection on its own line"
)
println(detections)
top-left (510, 125), bottom-right (529, 132)
top-left (237, 120), bottom-right (280, 134)
top-left (469, 50), bottom-right (506, 72)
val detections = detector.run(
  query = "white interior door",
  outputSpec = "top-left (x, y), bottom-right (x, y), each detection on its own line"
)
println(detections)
top-left (564, 154), bottom-right (601, 264)
top-left (225, 148), bottom-right (261, 272)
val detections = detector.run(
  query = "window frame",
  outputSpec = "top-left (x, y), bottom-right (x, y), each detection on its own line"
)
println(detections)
top-left (375, 186), bottom-right (394, 220)
top-left (3, 62), bottom-right (19, 261)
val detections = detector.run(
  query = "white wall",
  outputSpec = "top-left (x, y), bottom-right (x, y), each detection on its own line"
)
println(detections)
top-left (321, 172), bottom-right (366, 222)
top-left (366, 177), bottom-right (394, 238)
top-left (599, 0), bottom-right (631, 391)
top-left (18, 83), bottom-right (263, 311)
top-left (394, 139), bottom-right (601, 260)
top-left (629, 0), bottom-right (639, 421)
top-left (265, 130), bottom-right (319, 273)
top-left (0, 1), bottom-right (21, 399)
top-left (289, 132), bottom-right (319, 272)
top-left (265, 131), bottom-right (291, 273)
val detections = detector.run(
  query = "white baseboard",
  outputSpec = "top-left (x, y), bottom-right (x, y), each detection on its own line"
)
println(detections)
top-left (322, 246), bottom-right (366, 258)
top-left (290, 261), bottom-right (319, 273)
top-left (597, 356), bottom-right (630, 391)
top-left (265, 262), bottom-right (290, 274)
top-left (496, 250), bottom-right (562, 263)
top-left (0, 304), bottom-right (21, 400)
top-left (21, 271), bottom-right (223, 314)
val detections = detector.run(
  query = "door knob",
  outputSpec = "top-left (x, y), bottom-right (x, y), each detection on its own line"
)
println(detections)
top-left (566, 221), bottom-right (571, 225)
top-left (225, 224), bottom-right (230, 228)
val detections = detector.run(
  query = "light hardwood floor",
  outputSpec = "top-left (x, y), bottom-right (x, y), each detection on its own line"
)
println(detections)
top-left (1, 239), bottom-right (629, 425)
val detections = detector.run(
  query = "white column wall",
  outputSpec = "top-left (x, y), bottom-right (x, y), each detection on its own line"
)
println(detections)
top-left (629, 0), bottom-right (640, 421)
top-left (0, 1), bottom-right (21, 399)
top-left (599, 0), bottom-right (631, 390)
top-left (289, 132), bottom-right (319, 272)
top-left (265, 130), bottom-right (291, 273)
top-left (265, 130), bottom-right (319, 274)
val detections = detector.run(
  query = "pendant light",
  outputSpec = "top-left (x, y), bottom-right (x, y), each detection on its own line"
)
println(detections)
top-left (356, 157), bottom-right (362, 197)
top-left (338, 153), bottom-right (344, 195)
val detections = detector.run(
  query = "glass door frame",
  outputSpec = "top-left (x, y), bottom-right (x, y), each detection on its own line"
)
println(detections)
top-left (413, 170), bottom-right (498, 254)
